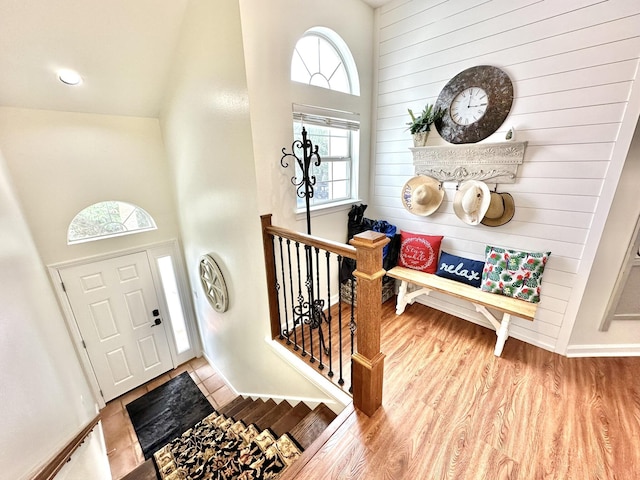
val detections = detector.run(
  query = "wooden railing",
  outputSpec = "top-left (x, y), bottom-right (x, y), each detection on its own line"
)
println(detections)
top-left (30, 414), bottom-right (101, 480)
top-left (261, 214), bottom-right (389, 416)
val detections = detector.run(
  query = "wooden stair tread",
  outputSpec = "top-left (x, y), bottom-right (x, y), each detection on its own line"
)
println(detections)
top-left (254, 400), bottom-right (294, 431)
top-left (270, 402), bottom-right (312, 438)
top-left (221, 396), bottom-right (253, 418)
top-left (235, 398), bottom-right (266, 423)
top-left (241, 398), bottom-right (277, 425)
top-left (121, 459), bottom-right (158, 480)
top-left (288, 404), bottom-right (338, 450)
top-left (217, 395), bottom-right (245, 416)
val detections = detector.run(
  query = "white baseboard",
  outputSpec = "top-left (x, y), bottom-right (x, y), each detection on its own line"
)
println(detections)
top-left (565, 344), bottom-right (640, 357)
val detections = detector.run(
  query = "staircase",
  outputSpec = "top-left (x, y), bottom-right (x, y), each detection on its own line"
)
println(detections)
top-left (122, 396), bottom-right (338, 480)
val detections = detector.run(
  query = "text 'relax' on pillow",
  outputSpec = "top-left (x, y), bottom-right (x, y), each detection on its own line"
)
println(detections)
top-left (398, 231), bottom-right (443, 273)
top-left (481, 246), bottom-right (550, 303)
top-left (436, 251), bottom-right (485, 288)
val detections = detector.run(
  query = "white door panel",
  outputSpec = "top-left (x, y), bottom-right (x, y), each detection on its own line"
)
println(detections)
top-left (60, 252), bottom-right (173, 401)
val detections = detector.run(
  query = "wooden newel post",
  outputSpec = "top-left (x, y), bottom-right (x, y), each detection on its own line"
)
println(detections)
top-left (261, 214), bottom-right (281, 340)
top-left (349, 230), bottom-right (390, 416)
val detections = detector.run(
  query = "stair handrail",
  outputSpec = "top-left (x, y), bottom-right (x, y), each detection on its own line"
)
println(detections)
top-left (30, 414), bottom-right (101, 480)
top-left (261, 214), bottom-right (389, 416)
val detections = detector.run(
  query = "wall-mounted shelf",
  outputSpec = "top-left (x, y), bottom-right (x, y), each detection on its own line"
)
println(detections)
top-left (410, 141), bottom-right (527, 184)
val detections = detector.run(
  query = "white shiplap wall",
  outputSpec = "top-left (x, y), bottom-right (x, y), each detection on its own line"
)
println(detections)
top-left (370, 0), bottom-right (640, 352)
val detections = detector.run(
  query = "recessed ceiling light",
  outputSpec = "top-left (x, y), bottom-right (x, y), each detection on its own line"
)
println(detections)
top-left (58, 69), bottom-right (82, 86)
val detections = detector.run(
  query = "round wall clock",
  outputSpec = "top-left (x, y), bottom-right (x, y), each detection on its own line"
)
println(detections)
top-left (199, 254), bottom-right (229, 313)
top-left (434, 65), bottom-right (514, 144)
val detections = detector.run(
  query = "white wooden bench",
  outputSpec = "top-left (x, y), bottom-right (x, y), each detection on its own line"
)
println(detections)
top-left (386, 266), bottom-right (538, 357)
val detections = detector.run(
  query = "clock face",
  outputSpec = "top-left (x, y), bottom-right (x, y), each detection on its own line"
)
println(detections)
top-left (450, 87), bottom-right (488, 126)
top-left (434, 66), bottom-right (513, 144)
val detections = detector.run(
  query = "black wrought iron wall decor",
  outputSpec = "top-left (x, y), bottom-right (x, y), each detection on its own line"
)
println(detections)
top-left (280, 126), bottom-right (321, 235)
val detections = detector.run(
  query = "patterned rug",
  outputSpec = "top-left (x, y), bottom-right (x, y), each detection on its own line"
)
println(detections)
top-left (154, 411), bottom-right (303, 480)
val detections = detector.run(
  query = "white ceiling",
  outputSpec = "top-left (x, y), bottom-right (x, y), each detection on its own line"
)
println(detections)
top-left (0, 0), bottom-right (189, 118)
top-left (0, 0), bottom-right (392, 118)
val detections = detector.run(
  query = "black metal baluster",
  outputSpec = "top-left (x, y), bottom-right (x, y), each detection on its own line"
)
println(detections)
top-left (277, 236), bottom-right (289, 341)
top-left (295, 241), bottom-right (307, 356)
top-left (305, 245), bottom-right (315, 363)
top-left (325, 250), bottom-right (333, 377)
top-left (315, 246), bottom-right (325, 370)
top-left (272, 235), bottom-right (284, 340)
top-left (286, 239), bottom-right (296, 347)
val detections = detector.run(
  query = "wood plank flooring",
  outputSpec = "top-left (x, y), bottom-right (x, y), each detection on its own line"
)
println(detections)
top-left (284, 299), bottom-right (640, 480)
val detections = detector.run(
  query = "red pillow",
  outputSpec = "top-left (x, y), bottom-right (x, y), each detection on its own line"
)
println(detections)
top-left (398, 231), bottom-right (443, 273)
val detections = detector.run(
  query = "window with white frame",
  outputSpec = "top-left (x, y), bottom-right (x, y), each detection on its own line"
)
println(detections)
top-left (67, 201), bottom-right (157, 244)
top-left (293, 109), bottom-right (359, 209)
top-left (291, 28), bottom-right (360, 210)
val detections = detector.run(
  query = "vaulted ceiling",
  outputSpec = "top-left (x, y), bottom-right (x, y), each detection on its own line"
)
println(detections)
top-left (0, 0), bottom-right (390, 118)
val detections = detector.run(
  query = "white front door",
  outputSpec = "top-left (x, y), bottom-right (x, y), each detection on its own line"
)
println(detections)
top-left (60, 252), bottom-right (174, 401)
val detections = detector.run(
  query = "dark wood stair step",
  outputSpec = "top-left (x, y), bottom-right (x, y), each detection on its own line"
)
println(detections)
top-left (254, 400), bottom-right (294, 431)
top-left (220, 396), bottom-right (253, 418)
top-left (241, 398), bottom-right (277, 425)
top-left (270, 402), bottom-right (312, 438)
top-left (121, 459), bottom-right (158, 480)
top-left (217, 395), bottom-right (245, 416)
top-left (235, 398), bottom-right (266, 423)
top-left (288, 403), bottom-right (337, 450)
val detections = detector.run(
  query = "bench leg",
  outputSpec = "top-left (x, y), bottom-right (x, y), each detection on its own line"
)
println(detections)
top-left (396, 280), bottom-right (409, 315)
top-left (494, 313), bottom-right (511, 357)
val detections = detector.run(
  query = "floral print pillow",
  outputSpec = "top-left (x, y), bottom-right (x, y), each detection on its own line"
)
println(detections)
top-left (481, 246), bottom-right (550, 303)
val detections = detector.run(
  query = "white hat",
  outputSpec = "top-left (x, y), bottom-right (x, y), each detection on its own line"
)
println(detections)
top-left (453, 180), bottom-right (491, 225)
top-left (401, 176), bottom-right (444, 216)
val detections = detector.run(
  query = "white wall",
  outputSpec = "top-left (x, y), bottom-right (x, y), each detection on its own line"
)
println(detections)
top-left (239, 0), bottom-right (375, 243)
top-left (369, 0), bottom-right (640, 353)
top-left (0, 107), bottom-right (181, 266)
top-left (159, 0), bottom-right (336, 401)
top-left (0, 148), bottom-right (102, 479)
top-left (54, 425), bottom-right (111, 480)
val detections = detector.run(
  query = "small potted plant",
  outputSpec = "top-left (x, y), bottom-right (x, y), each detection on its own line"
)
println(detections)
top-left (407, 104), bottom-right (446, 146)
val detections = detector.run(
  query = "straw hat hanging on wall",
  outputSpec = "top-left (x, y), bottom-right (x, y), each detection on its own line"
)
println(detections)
top-left (401, 175), bottom-right (444, 216)
top-left (453, 180), bottom-right (491, 225)
top-left (481, 191), bottom-right (515, 227)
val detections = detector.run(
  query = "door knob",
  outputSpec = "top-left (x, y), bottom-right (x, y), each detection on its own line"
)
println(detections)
top-left (151, 318), bottom-right (162, 327)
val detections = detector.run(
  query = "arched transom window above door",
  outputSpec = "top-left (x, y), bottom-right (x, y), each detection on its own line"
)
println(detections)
top-left (67, 201), bottom-right (157, 245)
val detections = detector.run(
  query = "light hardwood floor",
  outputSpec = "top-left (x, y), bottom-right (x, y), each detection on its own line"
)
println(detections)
top-left (286, 299), bottom-right (640, 480)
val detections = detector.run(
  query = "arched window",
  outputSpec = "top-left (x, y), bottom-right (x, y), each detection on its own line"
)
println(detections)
top-left (291, 27), bottom-right (360, 96)
top-left (290, 28), bottom-right (361, 209)
top-left (67, 201), bottom-right (157, 245)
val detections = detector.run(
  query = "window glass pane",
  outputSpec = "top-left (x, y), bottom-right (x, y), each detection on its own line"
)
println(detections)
top-left (331, 180), bottom-right (349, 199)
top-left (157, 256), bottom-right (190, 354)
top-left (330, 64), bottom-right (350, 94)
top-left (310, 74), bottom-right (330, 89)
top-left (291, 53), bottom-right (310, 84)
top-left (68, 201), bottom-right (157, 244)
top-left (332, 160), bottom-right (349, 181)
top-left (329, 135), bottom-right (349, 157)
